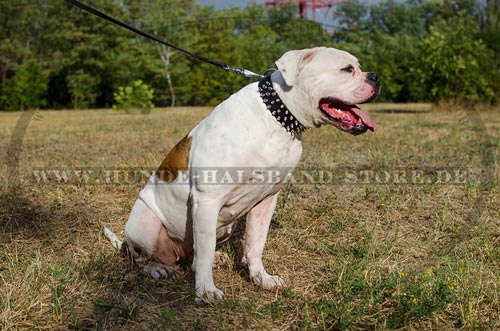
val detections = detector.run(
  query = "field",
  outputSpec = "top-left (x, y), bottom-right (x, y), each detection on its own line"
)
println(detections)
top-left (0, 104), bottom-right (499, 330)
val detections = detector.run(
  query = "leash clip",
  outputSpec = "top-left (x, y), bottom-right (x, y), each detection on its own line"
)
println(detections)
top-left (233, 68), bottom-right (265, 79)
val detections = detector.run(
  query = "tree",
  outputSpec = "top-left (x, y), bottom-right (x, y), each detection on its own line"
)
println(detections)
top-left (128, 0), bottom-right (199, 107)
top-left (66, 70), bottom-right (99, 109)
top-left (417, 13), bottom-right (494, 103)
top-left (1, 0), bottom-right (498, 109)
top-left (0, 58), bottom-right (47, 110)
top-left (14, 59), bottom-right (47, 110)
top-left (0, 0), bottom-right (47, 109)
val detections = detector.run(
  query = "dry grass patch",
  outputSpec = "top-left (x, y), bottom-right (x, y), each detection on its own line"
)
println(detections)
top-left (1, 105), bottom-right (499, 330)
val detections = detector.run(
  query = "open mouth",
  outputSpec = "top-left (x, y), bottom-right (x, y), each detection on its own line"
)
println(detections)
top-left (319, 98), bottom-right (377, 135)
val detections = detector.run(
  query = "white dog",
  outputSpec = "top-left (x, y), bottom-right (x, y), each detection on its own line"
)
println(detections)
top-left (104, 47), bottom-right (380, 302)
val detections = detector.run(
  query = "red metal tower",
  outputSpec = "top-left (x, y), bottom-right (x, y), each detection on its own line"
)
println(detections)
top-left (262, 0), bottom-right (342, 21)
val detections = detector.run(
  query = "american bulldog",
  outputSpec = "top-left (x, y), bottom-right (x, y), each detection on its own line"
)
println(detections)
top-left (104, 46), bottom-right (380, 302)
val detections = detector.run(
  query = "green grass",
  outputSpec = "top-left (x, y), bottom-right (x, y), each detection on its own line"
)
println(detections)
top-left (0, 104), bottom-right (499, 330)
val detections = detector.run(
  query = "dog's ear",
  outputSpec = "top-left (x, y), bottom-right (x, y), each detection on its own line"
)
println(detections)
top-left (275, 48), bottom-right (320, 87)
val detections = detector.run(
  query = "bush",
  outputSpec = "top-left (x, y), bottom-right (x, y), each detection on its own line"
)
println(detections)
top-left (112, 80), bottom-right (154, 114)
top-left (416, 13), bottom-right (495, 104)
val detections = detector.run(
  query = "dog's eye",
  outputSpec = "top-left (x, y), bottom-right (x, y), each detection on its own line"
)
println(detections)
top-left (341, 65), bottom-right (355, 74)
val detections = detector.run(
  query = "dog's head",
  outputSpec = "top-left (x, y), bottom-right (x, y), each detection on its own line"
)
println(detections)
top-left (275, 47), bottom-right (380, 135)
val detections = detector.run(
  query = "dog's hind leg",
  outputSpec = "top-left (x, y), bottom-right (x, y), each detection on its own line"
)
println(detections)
top-left (124, 198), bottom-right (181, 279)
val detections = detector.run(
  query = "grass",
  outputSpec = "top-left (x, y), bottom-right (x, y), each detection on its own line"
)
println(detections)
top-left (0, 104), bottom-right (499, 330)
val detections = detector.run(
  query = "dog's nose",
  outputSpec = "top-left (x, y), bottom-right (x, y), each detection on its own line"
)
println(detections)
top-left (350, 125), bottom-right (368, 136)
top-left (367, 72), bottom-right (380, 84)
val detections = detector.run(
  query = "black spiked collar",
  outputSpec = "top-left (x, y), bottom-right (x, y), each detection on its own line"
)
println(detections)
top-left (258, 76), bottom-right (306, 137)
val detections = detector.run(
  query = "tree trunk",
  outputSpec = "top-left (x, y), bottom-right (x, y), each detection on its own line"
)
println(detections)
top-left (159, 45), bottom-right (176, 107)
top-left (486, 0), bottom-right (498, 28)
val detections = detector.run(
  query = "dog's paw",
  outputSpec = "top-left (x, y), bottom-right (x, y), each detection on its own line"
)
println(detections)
top-left (143, 262), bottom-right (175, 279)
top-left (252, 272), bottom-right (286, 290)
top-left (213, 251), bottom-right (230, 268)
top-left (195, 286), bottom-right (225, 304)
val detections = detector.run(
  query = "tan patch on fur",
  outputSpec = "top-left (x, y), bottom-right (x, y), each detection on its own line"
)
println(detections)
top-left (156, 135), bottom-right (192, 182)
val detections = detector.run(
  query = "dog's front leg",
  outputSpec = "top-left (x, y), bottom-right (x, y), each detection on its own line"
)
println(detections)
top-left (191, 195), bottom-right (224, 302)
top-left (243, 192), bottom-right (286, 290)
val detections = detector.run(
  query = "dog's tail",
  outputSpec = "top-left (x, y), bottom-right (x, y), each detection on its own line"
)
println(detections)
top-left (103, 227), bottom-right (123, 250)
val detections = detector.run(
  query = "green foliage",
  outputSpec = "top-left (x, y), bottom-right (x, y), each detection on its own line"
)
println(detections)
top-left (335, 0), bottom-right (499, 104)
top-left (0, 58), bottom-right (47, 110)
top-left (417, 13), bottom-right (495, 104)
top-left (0, 0), bottom-right (499, 109)
top-left (67, 70), bottom-right (99, 109)
top-left (113, 80), bottom-right (154, 113)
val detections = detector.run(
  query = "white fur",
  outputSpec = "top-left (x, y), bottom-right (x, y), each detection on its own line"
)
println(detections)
top-left (103, 227), bottom-right (122, 250)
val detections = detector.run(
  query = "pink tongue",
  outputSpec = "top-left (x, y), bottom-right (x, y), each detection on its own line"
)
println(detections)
top-left (351, 106), bottom-right (377, 132)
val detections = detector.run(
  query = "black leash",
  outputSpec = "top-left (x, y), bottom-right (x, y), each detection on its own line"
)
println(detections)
top-left (64, 0), bottom-right (265, 79)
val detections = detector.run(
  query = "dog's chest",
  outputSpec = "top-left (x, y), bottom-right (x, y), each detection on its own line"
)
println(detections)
top-left (216, 174), bottom-right (286, 225)
top-left (215, 139), bottom-right (302, 225)
top-left (174, 81), bottom-right (304, 228)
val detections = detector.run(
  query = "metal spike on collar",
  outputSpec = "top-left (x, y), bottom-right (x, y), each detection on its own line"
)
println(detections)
top-left (258, 76), bottom-right (306, 137)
